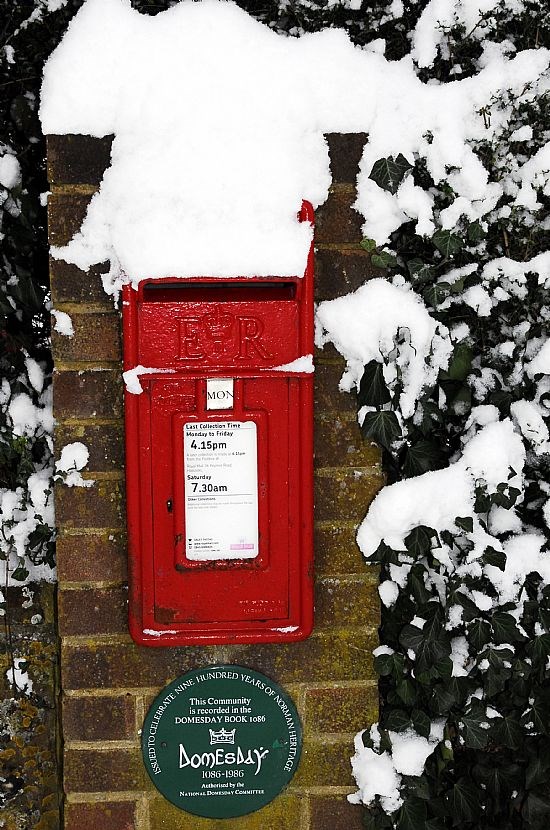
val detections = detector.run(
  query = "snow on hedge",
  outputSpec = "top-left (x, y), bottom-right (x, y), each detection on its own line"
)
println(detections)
top-left (40, 0), bottom-right (548, 293)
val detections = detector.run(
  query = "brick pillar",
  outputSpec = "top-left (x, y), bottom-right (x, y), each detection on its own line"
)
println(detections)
top-left (47, 132), bottom-right (383, 830)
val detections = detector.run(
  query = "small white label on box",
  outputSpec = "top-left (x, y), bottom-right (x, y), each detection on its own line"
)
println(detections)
top-left (183, 420), bottom-right (259, 560)
top-left (206, 377), bottom-right (234, 410)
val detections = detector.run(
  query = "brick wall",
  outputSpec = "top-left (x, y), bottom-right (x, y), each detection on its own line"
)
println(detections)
top-left (47, 132), bottom-right (383, 830)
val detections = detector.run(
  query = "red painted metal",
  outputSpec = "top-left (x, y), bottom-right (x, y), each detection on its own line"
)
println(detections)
top-left (123, 201), bottom-right (315, 646)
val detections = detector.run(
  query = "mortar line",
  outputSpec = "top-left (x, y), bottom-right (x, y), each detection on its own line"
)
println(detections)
top-left (65, 791), bottom-right (142, 803)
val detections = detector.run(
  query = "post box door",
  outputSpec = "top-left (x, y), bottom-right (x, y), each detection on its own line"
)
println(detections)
top-left (145, 374), bottom-right (305, 633)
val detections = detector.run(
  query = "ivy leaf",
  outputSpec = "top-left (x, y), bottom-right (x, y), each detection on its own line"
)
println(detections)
top-left (493, 715), bottom-right (523, 749)
top-left (467, 221), bottom-right (486, 244)
top-left (433, 677), bottom-right (466, 712)
top-left (474, 488), bottom-right (492, 514)
top-left (445, 778), bottom-right (481, 822)
top-left (402, 607), bottom-right (451, 674)
top-left (407, 258), bottom-right (434, 286)
top-left (374, 652), bottom-right (394, 676)
top-left (522, 792), bottom-right (550, 829)
top-left (483, 546), bottom-right (507, 571)
top-left (432, 229), bottom-right (463, 258)
top-left (485, 668), bottom-right (509, 698)
top-left (531, 696), bottom-right (550, 733)
top-left (361, 410), bottom-right (402, 450)
top-left (368, 540), bottom-right (395, 564)
top-left (386, 709), bottom-right (411, 732)
top-left (473, 762), bottom-right (521, 800)
top-left (11, 565), bottom-right (29, 581)
top-left (372, 250), bottom-right (398, 270)
top-left (403, 439), bottom-right (445, 478)
top-left (526, 754), bottom-right (550, 789)
top-left (455, 516), bottom-right (473, 533)
top-left (412, 708), bottom-right (431, 738)
top-left (423, 282), bottom-right (450, 308)
top-left (399, 624), bottom-right (424, 652)
top-left (469, 619), bottom-right (491, 651)
top-left (492, 611), bottom-right (525, 644)
top-left (527, 634), bottom-right (550, 664)
top-left (489, 390), bottom-right (513, 414)
top-left (361, 812), bottom-right (379, 830)
top-left (397, 797), bottom-right (427, 830)
top-left (444, 343), bottom-right (473, 382)
top-left (358, 360), bottom-right (391, 408)
top-left (405, 525), bottom-right (437, 558)
top-left (409, 565), bottom-right (431, 606)
top-left (370, 154), bottom-right (413, 194)
top-left (396, 678), bottom-right (417, 706)
top-left (375, 651), bottom-right (404, 678)
top-left (461, 707), bottom-right (489, 749)
top-left (360, 237), bottom-right (377, 252)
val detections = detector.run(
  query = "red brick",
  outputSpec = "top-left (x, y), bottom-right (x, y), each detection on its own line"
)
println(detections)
top-left (305, 685), bottom-right (378, 733)
top-left (314, 524), bottom-right (366, 575)
top-left (51, 311), bottom-right (121, 363)
top-left (65, 801), bottom-right (135, 830)
top-left (315, 576), bottom-right (379, 629)
top-left (326, 133), bottom-right (368, 184)
top-left (47, 134), bottom-right (113, 187)
top-left (50, 258), bottom-right (110, 306)
top-left (55, 423), bottom-right (124, 473)
top-left (62, 630), bottom-right (378, 690)
top-left (47, 191), bottom-right (93, 246)
top-left (294, 738), bottom-right (355, 787)
top-left (149, 794), bottom-right (303, 829)
top-left (61, 642), bottom-right (217, 691)
top-left (310, 796), bottom-right (366, 830)
top-left (53, 369), bottom-right (123, 420)
top-left (315, 188), bottom-right (363, 244)
top-left (314, 362), bottom-right (357, 412)
top-left (56, 532), bottom-right (127, 583)
top-left (63, 694), bottom-right (135, 741)
top-left (315, 413), bottom-right (380, 468)
top-left (58, 586), bottom-right (128, 637)
top-left (315, 468), bottom-right (384, 523)
top-left (55, 480), bottom-right (125, 530)
top-left (64, 747), bottom-right (149, 793)
top-left (315, 246), bottom-right (382, 302)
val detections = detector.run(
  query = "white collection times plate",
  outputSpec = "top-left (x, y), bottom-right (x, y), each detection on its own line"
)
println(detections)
top-left (183, 421), bottom-right (259, 561)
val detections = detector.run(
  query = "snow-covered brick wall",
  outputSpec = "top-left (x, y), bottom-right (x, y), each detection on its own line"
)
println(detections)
top-left (40, 0), bottom-right (549, 296)
top-left (47, 122), bottom-right (382, 828)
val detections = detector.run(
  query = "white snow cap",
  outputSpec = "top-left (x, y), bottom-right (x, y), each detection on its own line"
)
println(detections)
top-left (55, 441), bottom-right (93, 488)
top-left (40, 0), bottom-right (549, 292)
top-left (358, 419), bottom-right (525, 555)
top-left (51, 309), bottom-right (74, 336)
top-left (0, 151), bottom-right (21, 190)
top-left (316, 278), bottom-right (452, 419)
top-left (122, 365), bottom-right (176, 395)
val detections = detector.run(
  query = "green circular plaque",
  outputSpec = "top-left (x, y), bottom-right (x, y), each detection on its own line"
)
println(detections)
top-left (141, 665), bottom-right (302, 818)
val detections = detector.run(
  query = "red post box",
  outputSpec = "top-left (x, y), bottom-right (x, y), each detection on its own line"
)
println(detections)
top-left (123, 203), bottom-right (314, 646)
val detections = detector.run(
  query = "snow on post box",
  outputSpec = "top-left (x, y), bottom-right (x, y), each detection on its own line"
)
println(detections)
top-left (123, 202), bottom-right (314, 646)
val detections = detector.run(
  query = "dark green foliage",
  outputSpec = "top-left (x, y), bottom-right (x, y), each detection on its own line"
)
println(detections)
top-left (342, 5), bottom-right (550, 829)
top-left (358, 361), bottom-right (391, 408)
top-left (370, 155), bottom-right (413, 194)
